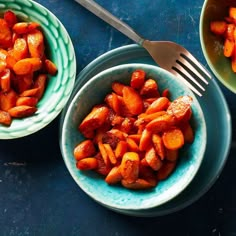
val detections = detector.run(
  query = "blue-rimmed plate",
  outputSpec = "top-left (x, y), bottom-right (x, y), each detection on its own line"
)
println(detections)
top-left (60, 44), bottom-right (231, 217)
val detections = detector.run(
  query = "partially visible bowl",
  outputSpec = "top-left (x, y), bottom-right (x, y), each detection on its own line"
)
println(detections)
top-left (0, 0), bottom-right (76, 139)
top-left (60, 63), bottom-right (207, 211)
top-left (200, 0), bottom-right (236, 93)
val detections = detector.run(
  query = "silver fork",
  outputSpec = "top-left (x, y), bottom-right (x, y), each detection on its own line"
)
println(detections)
top-left (75, 0), bottom-right (212, 97)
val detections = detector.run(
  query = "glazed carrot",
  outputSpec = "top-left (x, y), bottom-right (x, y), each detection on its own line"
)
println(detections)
top-left (98, 141), bottom-right (110, 166)
top-left (105, 166), bottom-right (122, 185)
top-left (4, 10), bottom-right (17, 28)
top-left (16, 97), bottom-right (38, 107)
top-left (20, 88), bottom-right (40, 97)
top-left (225, 24), bottom-right (235, 41)
top-left (76, 158), bottom-right (98, 170)
top-left (157, 161), bottom-right (177, 180)
top-left (139, 165), bottom-right (157, 187)
top-left (122, 86), bottom-right (143, 115)
top-left (8, 105), bottom-right (37, 118)
top-left (135, 110), bottom-right (166, 125)
top-left (162, 128), bottom-right (185, 150)
top-left (145, 146), bottom-right (162, 171)
top-left (79, 106), bottom-right (110, 138)
top-left (0, 68), bottom-right (11, 92)
top-left (152, 134), bottom-right (165, 160)
top-left (0, 19), bottom-right (12, 49)
top-left (120, 152), bottom-right (139, 183)
top-left (224, 38), bottom-right (234, 57)
top-left (0, 110), bottom-right (11, 126)
top-left (44, 59), bottom-right (57, 75)
top-left (0, 60), bottom-right (6, 73)
top-left (111, 82), bottom-right (125, 96)
top-left (13, 22), bottom-right (40, 34)
top-left (121, 178), bottom-right (154, 190)
top-left (140, 78), bottom-right (160, 98)
top-left (74, 139), bottom-right (96, 161)
top-left (5, 50), bottom-right (16, 69)
top-left (13, 38), bottom-right (28, 61)
top-left (210, 21), bottom-right (227, 35)
top-left (165, 149), bottom-right (179, 162)
top-left (114, 140), bottom-right (128, 159)
top-left (126, 137), bottom-right (139, 152)
top-left (181, 122), bottom-right (194, 143)
top-left (95, 153), bottom-right (111, 176)
top-left (130, 69), bottom-right (146, 89)
top-left (229, 7), bottom-right (236, 20)
top-left (103, 143), bottom-right (117, 165)
top-left (145, 97), bottom-right (169, 114)
top-left (139, 128), bottom-right (152, 151)
top-left (0, 89), bottom-right (17, 111)
top-left (33, 74), bottom-right (47, 99)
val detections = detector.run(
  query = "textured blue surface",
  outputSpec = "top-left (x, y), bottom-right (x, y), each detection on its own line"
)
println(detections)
top-left (0, 0), bottom-right (236, 235)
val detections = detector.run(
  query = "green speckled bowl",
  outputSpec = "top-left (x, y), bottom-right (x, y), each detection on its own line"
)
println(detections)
top-left (60, 63), bottom-right (207, 211)
top-left (0, 0), bottom-right (76, 139)
top-left (200, 0), bottom-right (236, 93)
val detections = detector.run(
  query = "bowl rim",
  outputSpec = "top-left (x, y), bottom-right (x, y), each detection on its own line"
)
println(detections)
top-left (199, 0), bottom-right (236, 94)
top-left (60, 63), bottom-right (207, 210)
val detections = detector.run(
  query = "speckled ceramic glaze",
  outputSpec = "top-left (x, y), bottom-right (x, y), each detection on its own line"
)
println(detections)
top-left (0, 0), bottom-right (76, 139)
top-left (200, 0), bottom-right (236, 93)
top-left (60, 63), bottom-right (206, 211)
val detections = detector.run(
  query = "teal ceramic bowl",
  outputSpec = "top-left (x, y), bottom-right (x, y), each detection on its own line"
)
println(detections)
top-left (200, 0), bottom-right (236, 93)
top-left (0, 0), bottom-right (76, 139)
top-left (60, 63), bottom-right (207, 211)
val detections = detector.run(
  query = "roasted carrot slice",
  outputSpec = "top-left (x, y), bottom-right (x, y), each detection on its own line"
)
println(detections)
top-left (157, 161), bottom-right (177, 180)
top-left (44, 59), bottom-right (57, 75)
top-left (139, 165), bottom-right (158, 187)
top-left (20, 88), bottom-right (40, 97)
top-left (145, 146), bottom-right (162, 171)
top-left (105, 166), bottom-right (122, 185)
top-left (121, 178), bottom-right (154, 190)
top-left (98, 141), bottom-right (110, 166)
top-left (229, 7), bottom-right (236, 20)
top-left (4, 10), bottom-right (17, 28)
top-left (224, 38), bottom-right (234, 57)
top-left (162, 128), bottom-right (184, 150)
top-left (8, 105), bottom-right (37, 118)
top-left (103, 143), bottom-right (117, 165)
top-left (95, 153), bottom-right (111, 176)
top-left (16, 96), bottom-right (38, 107)
top-left (73, 139), bottom-right (96, 161)
top-left (13, 22), bottom-right (40, 34)
top-left (0, 89), bottom-right (17, 111)
top-left (139, 128), bottom-right (152, 151)
top-left (152, 134), bottom-right (165, 160)
top-left (210, 21), bottom-right (227, 35)
top-left (225, 24), bottom-right (235, 41)
top-left (140, 78), bottom-right (160, 98)
top-left (0, 19), bottom-right (12, 49)
top-left (13, 38), bottom-right (28, 61)
top-left (79, 106), bottom-right (110, 138)
top-left (111, 82), bottom-right (125, 96)
top-left (0, 68), bottom-right (11, 92)
top-left (181, 122), bottom-right (194, 143)
top-left (120, 152), bottom-right (140, 183)
top-left (130, 69), bottom-right (146, 89)
top-left (126, 137), bottom-right (139, 152)
top-left (0, 110), bottom-right (12, 126)
top-left (145, 97), bottom-right (169, 114)
top-left (76, 158), bottom-right (98, 170)
top-left (122, 86), bottom-right (143, 115)
top-left (33, 74), bottom-right (47, 100)
top-left (115, 140), bottom-right (128, 159)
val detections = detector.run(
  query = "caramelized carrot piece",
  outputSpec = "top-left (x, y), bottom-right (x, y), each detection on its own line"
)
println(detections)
top-left (111, 82), bottom-right (125, 96)
top-left (0, 89), bottom-right (17, 111)
top-left (122, 86), bottom-right (143, 115)
top-left (145, 96), bottom-right (169, 114)
top-left (135, 110), bottom-right (166, 126)
top-left (13, 22), bottom-right (40, 34)
top-left (181, 122), bottom-right (194, 143)
top-left (145, 146), bottom-right (163, 171)
top-left (8, 105), bottom-right (37, 118)
top-left (76, 158), bottom-right (98, 170)
top-left (0, 68), bottom-right (11, 92)
top-left (33, 74), bottom-right (47, 99)
top-left (6, 49), bottom-right (17, 69)
top-left (152, 134), bottom-right (165, 160)
top-left (103, 143), bottom-right (117, 165)
top-left (225, 24), bottom-right (235, 41)
top-left (13, 38), bottom-right (28, 61)
top-left (95, 153), bottom-right (111, 176)
top-left (162, 128), bottom-right (184, 150)
top-left (0, 60), bottom-right (6, 73)
top-left (73, 139), bottom-right (96, 161)
top-left (20, 88), bottom-right (40, 97)
top-left (115, 140), bottom-right (128, 159)
top-left (126, 137), bottom-right (139, 152)
top-left (229, 7), bottom-right (236, 20)
top-left (4, 10), bottom-right (17, 28)
top-left (121, 178), bottom-right (154, 190)
top-left (120, 152), bottom-right (140, 183)
top-left (224, 38), bottom-right (234, 57)
top-left (0, 110), bottom-right (12, 126)
top-left (210, 21), bottom-right (227, 35)
top-left (139, 165), bottom-right (158, 187)
top-left (157, 161), bottom-right (177, 180)
top-left (16, 97), bottom-right (38, 107)
top-left (140, 78), bottom-right (160, 98)
top-left (44, 59), bottom-right (57, 75)
top-left (139, 128), bottom-right (152, 151)
top-left (98, 141), bottom-right (110, 166)
top-left (105, 166), bottom-right (122, 185)
top-left (0, 19), bottom-right (12, 49)
top-left (130, 69), bottom-right (146, 89)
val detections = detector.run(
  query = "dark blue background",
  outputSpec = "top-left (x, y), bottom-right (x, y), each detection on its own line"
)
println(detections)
top-left (0, 0), bottom-right (236, 235)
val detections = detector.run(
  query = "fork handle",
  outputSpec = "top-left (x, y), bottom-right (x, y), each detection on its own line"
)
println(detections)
top-left (75, 0), bottom-right (144, 45)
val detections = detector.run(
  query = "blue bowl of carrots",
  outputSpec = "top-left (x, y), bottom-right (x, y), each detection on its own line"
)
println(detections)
top-left (0, 0), bottom-right (76, 139)
top-left (200, 0), bottom-right (236, 93)
top-left (60, 63), bottom-right (207, 211)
